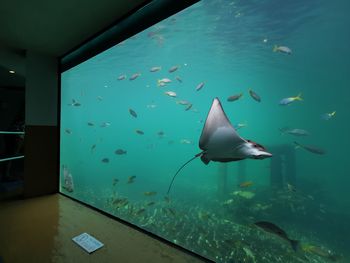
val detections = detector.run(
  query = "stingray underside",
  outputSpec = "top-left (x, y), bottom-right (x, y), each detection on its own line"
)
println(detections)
top-left (199, 98), bottom-right (246, 164)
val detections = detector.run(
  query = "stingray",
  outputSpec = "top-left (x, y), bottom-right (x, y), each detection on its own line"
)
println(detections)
top-left (167, 97), bottom-right (272, 194)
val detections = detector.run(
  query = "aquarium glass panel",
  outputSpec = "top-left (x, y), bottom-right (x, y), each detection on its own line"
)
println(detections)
top-left (60, 0), bottom-right (350, 262)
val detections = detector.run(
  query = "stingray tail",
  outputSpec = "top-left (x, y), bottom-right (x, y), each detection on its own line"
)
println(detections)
top-left (166, 151), bottom-right (204, 195)
top-left (290, 239), bottom-right (299, 252)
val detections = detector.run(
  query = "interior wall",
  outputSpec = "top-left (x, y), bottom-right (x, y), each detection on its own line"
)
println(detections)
top-left (24, 51), bottom-right (59, 197)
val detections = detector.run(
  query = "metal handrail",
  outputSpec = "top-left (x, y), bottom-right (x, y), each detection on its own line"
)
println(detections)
top-left (0, 156), bottom-right (24, 162)
top-left (0, 131), bottom-right (25, 135)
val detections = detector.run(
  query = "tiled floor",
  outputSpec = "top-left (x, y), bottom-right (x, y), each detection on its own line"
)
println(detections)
top-left (0, 194), bottom-right (205, 263)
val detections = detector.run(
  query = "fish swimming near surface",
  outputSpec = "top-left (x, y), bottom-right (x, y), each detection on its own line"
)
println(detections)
top-left (321, 111), bottom-right (336, 120)
top-left (100, 122), bottom-right (111, 128)
top-left (254, 221), bottom-right (299, 251)
top-left (117, 74), bottom-right (126, 80)
top-left (150, 66), bottom-right (161, 72)
top-left (87, 122), bottom-right (94, 126)
top-left (157, 78), bottom-right (171, 86)
top-left (146, 103), bottom-right (157, 109)
top-left (294, 141), bottom-right (325, 155)
top-left (185, 104), bottom-right (193, 111)
top-left (176, 100), bottom-right (190, 106)
top-left (129, 73), bottom-right (141, 80)
top-left (65, 129), bottom-right (72, 134)
top-left (129, 108), bottom-right (137, 118)
top-left (180, 139), bottom-right (193, 145)
top-left (168, 65), bottom-right (179, 73)
top-left (234, 122), bottom-right (247, 130)
top-left (115, 149), bottom-right (127, 155)
top-left (248, 89), bottom-right (261, 102)
top-left (165, 91), bottom-right (177, 97)
top-left (175, 76), bottom-right (182, 83)
top-left (167, 97), bottom-right (272, 194)
top-left (273, 45), bottom-right (292, 55)
top-left (279, 127), bottom-right (310, 136)
top-left (196, 82), bottom-right (205, 91)
top-left (279, 93), bottom-right (302, 105)
top-left (135, 129), bottom-right (144, 135)
top-left (227, 93), bottom-right (243, 102)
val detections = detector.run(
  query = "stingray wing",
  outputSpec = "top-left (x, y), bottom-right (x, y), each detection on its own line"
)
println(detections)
top-left (199, 98), bottom-right (245, 151)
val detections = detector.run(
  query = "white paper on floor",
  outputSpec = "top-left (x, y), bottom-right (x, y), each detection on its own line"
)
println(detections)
top-left (72, 233), bottom-right (104, 253)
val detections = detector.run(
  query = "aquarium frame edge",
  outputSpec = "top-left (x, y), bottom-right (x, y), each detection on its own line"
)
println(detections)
top-left (59, 0), bottom-right (200, 72)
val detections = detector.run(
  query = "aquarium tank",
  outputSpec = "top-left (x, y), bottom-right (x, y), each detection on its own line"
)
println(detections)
top-left (60, 0), bottom-right (350, 262)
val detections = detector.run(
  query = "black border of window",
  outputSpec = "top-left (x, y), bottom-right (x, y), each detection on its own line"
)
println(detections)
top-left (57, 0), bottom-right (214, 262)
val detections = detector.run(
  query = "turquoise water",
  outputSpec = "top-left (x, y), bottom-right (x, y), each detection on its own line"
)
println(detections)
top-left (60, 0), bottom-right (350, 262)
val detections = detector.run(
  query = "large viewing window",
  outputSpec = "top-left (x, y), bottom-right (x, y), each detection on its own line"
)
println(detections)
top-left (60, 0), bottom-right (350, 262)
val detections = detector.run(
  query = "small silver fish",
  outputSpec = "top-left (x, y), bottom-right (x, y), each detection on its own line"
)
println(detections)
top-left (65, 129), bottom-right (72, 134)
top-left (180, 139), bottom-right (193, 144)
top-left (249, 89), bottom-right (261, 102)
top-left (168, 65), bottom-right (179, 73)
top-left (165, 91), bottom-right (177, 97)
top-left (196, 82), bottom-right (205, 91)
top-left (185, 104), bottom-right (193, 111)
top-left (175, 76), bottom-right (182, 83)
top-left (273, 45), bottom-right (292, 55)
top-left (87, 122), bottom-right (94, 126)
top-left (227, 93), bottom-right (243, 102)
top-left (100, 122), bottom-right (111, 128)
top-left (117, 74), bottom-right (126, 80)
top-left (234, 123), bottom-right (247, 130)
top-left (146, 104), bottom-right (157, 109)
top-left (280, 128), bottom-right (310, 136)
top-left (129, 73), bottom-right (141, 80)
top-left (150, 66), bottom-right (161, 72)
top-left (158, 78), bottom-right (171, 86)
top-left (176, 100), bottom-right (190, 105)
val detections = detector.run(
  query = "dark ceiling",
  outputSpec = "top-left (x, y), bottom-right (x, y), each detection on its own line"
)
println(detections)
top-left (0, 0), bottom-right (148, 56)
top-left (0, 0), bottom-right (148, 87)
